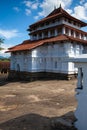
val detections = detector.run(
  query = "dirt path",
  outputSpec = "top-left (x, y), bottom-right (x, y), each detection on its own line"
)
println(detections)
top-left (0, 76), bottom-right (77, 130)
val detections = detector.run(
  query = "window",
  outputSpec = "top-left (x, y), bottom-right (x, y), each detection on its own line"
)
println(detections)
top-left (38, 33), bottom-right (42, 39)
top-left (71, 30), bottom-right (74, 36)
top-left (52, 19), bottom-right (55, 23)
top-left (69, 20), bottom-right (71, 24)
top-left (50, 30), bottom-right (54, 36)
top-left (33, 34), bottom-right (37, 40)
top-left (46, 22), bottom-right (49, 25)
top-left (65, 27), bottom-right (69, 35)
top-left (65, 18), bottom-right (67, 22)
top-left (74, 22), bottom-right (76, 26)
top-left (16, 64), bottom-right (20, 71)
top-left (58, 28), bottom-right (62, 34)
top-left (44, 31), bottom-right (48, 38)
top-left (81, 34), bottom-right (84, 39)
top-left (33, 26), bottom-right (37, 30)
top-left (41, 23), bottom-right (44, 27)
top-left (76, 32), bottom-right (79, 38)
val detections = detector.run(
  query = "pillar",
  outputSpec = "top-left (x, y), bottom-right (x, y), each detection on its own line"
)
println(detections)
top-left (55, 29), bottom-right (57, 36)
top-left (77, 67), bottom-right (83, 89)
top-left (68, 29), bottom-right (71, 36)
top-left (73, 31), bottom-right (76, 38)
top-left (42, 32), bottom-right (44, 39)
top-left (48, 31), bottom-right (51, 37)
top-left (79, 33), bottom-right (81, 39)
top-left (62, 26), bottom-right (65, 34)
top-left (37, 34), bottom-right (39, 40)
top-left (30, 35), bottom-right (33, 41)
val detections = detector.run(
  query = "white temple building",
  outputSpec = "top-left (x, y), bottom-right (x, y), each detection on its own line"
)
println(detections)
top-left (7, 6), bottom-right (87, 80)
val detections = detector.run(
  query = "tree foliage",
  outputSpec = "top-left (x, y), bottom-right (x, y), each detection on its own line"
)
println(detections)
top-left (0, 38), bottom-right (4, 51)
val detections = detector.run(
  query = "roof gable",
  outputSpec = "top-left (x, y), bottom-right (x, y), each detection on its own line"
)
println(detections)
top-left (30, 6), bottom-right (87, 27)
top-left (46, 5), bottom-right (69, 18)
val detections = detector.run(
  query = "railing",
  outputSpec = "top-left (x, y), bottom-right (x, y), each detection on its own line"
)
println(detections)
top-left (30, 21), bottom-right (80, 33)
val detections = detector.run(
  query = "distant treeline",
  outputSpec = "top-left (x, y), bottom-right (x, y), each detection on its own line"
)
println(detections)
top-left (0, 61), bottom-right (10, 73)
top-left (0, 58), bottom-right (10, 62)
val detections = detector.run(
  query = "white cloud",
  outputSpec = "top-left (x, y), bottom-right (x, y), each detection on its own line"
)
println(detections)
top-left (80, 0), bottom-right (86, 4)
top-left (23, 0), bottom-right (32, 8)
top-left (31, 3), bottom-right (38, 9)
top-left (13, 7), bottom-right (20, 12)
top-left (23, 0), bottom-right (39, 9)
top-left (72, 3), bottom-right (87, 20)
top-left (25, 9), bottom-right (31, 16)
top-left (1, 44), bottom-right (10, 53)
top-left (34, 15), bottom-right (39, 20)
top-left (0, 29), bottom-right (20, 39)
top-left (66, 9), bottom-right (72, 14)
top-left (33, 0), bottom-right (87, 22)
top-left (84, 2), bottom-right (87, 8)
top-left (23, 0), bottom-right (39, 16)
top-left (0, 43), bottom-right (12, 57)
top-left (34, 0), bottom-right (72, 19)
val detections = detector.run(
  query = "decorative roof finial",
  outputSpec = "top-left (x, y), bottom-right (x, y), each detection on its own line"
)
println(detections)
top-left (60, 3), bottom-right (61, 8)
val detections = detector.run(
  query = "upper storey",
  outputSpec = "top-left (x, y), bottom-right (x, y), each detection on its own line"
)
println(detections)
top-left (27, 6), bottom-right (87, 41)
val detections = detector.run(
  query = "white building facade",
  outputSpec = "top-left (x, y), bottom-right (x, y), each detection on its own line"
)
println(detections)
top-left (70, 54), bottom-right (87, 130)
top-left (7, 6), bottom-right (87, 80)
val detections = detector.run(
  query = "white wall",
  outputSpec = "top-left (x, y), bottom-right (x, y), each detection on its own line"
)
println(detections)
top-left (74, 62), bottom-right (87, 130)
top-left (11, 51), bottom-right (32, 72)
top-left (10, 41), bottom-right (84, 74)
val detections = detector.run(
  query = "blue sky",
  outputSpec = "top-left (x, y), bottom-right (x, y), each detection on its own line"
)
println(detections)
top-left (0, 0), bottom-right (87, 57)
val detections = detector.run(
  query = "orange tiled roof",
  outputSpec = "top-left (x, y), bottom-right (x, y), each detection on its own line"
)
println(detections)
top-left (7, 35), bottom-right (87, 52)
top-left (30, 7), bottom-right (87, 28)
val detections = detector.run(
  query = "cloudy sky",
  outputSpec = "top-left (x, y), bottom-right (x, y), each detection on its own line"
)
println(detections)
top-left (0, 0), bottom-right (87, 57)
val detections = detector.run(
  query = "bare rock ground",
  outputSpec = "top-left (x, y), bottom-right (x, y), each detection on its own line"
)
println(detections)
top-left (0, 73), bottom-right (77, 130)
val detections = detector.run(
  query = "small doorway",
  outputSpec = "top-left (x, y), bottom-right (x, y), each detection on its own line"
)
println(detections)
top-left (16, 64), bottom-right (20, 71)
top-left (16, 64), bottom-right (20, 80)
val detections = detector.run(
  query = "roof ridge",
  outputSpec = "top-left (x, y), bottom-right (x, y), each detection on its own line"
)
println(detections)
top-left (30, 7), bottom-right (87, 27)
top-left (46, 6), bottom-right (64, 17)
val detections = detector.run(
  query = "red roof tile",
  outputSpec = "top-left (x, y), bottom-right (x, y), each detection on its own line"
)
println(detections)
top-left (7, 35), bottom-right (87, 52)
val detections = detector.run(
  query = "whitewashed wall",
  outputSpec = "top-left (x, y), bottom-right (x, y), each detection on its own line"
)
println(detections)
top-left (10, 41), bottom-right (84, 74)
top-left (70, 55), bottom-right (87, 130)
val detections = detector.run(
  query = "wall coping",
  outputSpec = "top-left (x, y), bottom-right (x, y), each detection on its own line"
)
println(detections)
top-left (65, 54), bottom-right (87, 63)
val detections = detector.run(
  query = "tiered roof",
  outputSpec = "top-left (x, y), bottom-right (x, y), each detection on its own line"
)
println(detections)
top-left (7, 34), bottom-right (87, 52)
top-left (7, 6), bottom-right (87, 53)
top-left (30, 6), bottom-right (87, 28)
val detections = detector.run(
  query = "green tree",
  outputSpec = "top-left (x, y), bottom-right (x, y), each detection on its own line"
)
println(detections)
top-left (0, 38), bottom-right (4, 51)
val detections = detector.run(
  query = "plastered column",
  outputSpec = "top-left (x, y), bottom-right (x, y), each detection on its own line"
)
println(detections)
top-left (62, 26), bottom-right (65, 34)
top-left (55, 29), bottom-right (57, 36)
top-left (48, 31), bottom-right (51, 37)
top-left (77, 67), bottom-right (82, 89)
